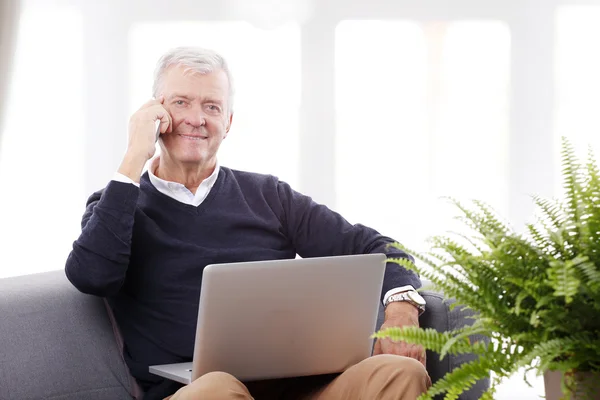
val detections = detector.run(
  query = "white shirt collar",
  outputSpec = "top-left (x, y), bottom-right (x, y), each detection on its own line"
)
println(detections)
top-left (148, 157), bottom-right (220, 206)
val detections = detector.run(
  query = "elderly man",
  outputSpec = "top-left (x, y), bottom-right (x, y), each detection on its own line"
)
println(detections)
top-left (65, 47), bottom-right (431, 400)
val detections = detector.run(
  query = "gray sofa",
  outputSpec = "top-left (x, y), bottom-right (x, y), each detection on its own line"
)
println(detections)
top-left (0, 270), bottom-right (489, 400)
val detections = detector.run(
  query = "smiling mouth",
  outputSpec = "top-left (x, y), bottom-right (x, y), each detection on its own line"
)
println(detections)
top-left (178, 134), bottom-right (207, 141)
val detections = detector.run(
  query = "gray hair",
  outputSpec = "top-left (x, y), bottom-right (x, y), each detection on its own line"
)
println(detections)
top-left (152, 46), bottom-right (235, 113)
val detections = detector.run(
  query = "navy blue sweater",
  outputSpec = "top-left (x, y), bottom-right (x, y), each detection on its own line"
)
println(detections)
top-left (65, 167), bottom-right (419, 399)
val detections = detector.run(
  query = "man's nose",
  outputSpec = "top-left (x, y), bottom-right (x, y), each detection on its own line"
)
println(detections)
top-left (185, 108), bottom-right (206, 128)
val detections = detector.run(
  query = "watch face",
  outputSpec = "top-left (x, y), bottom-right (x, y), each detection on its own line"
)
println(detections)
top-left (407, 291), bottom-right (426, 306)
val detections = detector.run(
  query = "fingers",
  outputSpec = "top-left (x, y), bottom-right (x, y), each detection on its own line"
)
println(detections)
top-left (157, 109), bottom-right (172, 134)
top-left (409, 344), bottom-right (426, 367)
top-left (373, 339), bottom-right (382, 356)
top-left (157, 96), bottom-right (173, 133)
top-left (404, 343), bottom-right (425, 365)
top-left (126, 97), bottom-right (174, 160)
top-left (139, 97), bottom-right (161, 110)
top-left (139, 97), bottom-right (173, 134)
top-left (377, 339), bottom-right (426, 366)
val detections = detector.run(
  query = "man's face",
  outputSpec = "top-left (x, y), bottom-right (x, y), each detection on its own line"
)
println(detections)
top-left (158, 64), bottom-right (232, 166)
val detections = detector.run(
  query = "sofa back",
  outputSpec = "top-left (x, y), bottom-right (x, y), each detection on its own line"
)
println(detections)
top-left (0, 270), bottom-right (133, 400)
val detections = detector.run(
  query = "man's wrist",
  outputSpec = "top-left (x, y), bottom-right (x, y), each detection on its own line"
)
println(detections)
top-left (113, 172), bottom-right (140, 187)
top-left (384, 286), bottom-right (426, 317)
top-left (118, 152), bottom-right (148, 183)
top-left (383, 302), bottom-right (420, 328)
top-left (382, 285), bottom-right (416, 306)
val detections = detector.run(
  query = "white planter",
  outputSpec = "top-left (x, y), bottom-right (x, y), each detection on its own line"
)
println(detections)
top-left (544, 370), bottom-right (600, 400)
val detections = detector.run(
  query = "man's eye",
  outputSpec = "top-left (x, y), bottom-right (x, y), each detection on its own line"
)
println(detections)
top-left (208, 105), bottom-right (220, 111)
top-left (175, 100), bottom-right (186, 106)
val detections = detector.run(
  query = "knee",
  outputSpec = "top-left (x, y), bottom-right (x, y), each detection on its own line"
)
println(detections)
top-left (366, 354), bottom-right (427, 376)
top-left (359, 354), bottom-right (430, 386)
top-left (185, 371), bottom-right (250, 399)
top-left (195, 371), bottom-right (238, 387)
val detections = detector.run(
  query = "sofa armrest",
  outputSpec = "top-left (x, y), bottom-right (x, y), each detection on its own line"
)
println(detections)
top-left (375, 288), bottom-right (490, 400)
top-left (420, 291), bottom-right (490, 400)
top-left (0, 270), bottom-right (133, 400)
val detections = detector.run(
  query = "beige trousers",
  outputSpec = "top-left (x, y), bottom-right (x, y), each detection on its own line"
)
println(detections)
top-left (165, 355), bottom-right (431, 400)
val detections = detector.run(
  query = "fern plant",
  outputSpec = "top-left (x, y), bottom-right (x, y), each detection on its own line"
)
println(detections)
top-left (374, 137), bottom-right (600, 399)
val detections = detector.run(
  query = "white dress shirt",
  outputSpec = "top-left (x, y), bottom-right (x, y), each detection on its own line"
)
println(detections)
top-left (112, 158), bottom-right (411, 307)
top-left (112, 156), bottom-right (219, 207)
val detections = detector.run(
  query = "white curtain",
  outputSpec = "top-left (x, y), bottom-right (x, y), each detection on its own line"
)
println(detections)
top-left (0, 0), bottom-right (20, 147)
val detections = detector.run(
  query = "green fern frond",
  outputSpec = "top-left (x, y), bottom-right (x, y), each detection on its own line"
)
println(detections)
top-left (574, 255), bottom-right (600, 293)
top-left (472, 200), bottom-right (512, 237)
top-left (513, 290), bottom-right (533, 316)
top-left (585, 145), bottom-right (600, 182)
top-left (373, 325), bottom-right (493, 359)
top-left (417, 348), bottom-right (514, 400)
top-left (438, 323), bottom-right (493, 360)
top-left (547, 259), bottom-right (581, 304)
top-left (560, 138), bottom-right (584, 255)
top-left (386, 257), bottom-right (482, 309)
top-left (444, 231), bottom-right (488, 256)
top-left (526, 221), bottom-right (555, 255)
top-left (578, 148), bottom-right (600, 273)
top-left (451, 202), bottom-right (507, 249)
top-left (532, 195), bottom-right (566, 233)
top-left (427, 237), bottom-right (475, 278)
top-left (479, 384), bottom-right (497, 400)
top-left (429, 236), bottom-right (473, 260)
top-left (385, 138), bottom-right (600, 399)
top-left (386, 242), bottom-right (448, 271)
top-left (373, 327), bottom-right (474, 355)
top-left (449, 199), bottom-right (494, 235)
top-left (517, 337), bottom-right (575, 369)
top-left (583, 147), bottom-right (600, 210)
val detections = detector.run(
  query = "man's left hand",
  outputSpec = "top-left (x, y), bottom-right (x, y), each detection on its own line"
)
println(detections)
top-left (372, 301), bottom-right (426, 367)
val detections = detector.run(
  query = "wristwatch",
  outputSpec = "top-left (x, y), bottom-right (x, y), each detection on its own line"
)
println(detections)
top-left (384, 290), bottom-right (426, 316)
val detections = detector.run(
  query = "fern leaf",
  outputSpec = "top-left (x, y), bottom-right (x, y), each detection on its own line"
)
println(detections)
top-left (517, 337), bottom-right (570, 369)
top-left (574, 257), bottom-right (600, 292)
top-left (526, 222), bottom-right (555, 255)
top-left (472, 199), bottom-right (512, 237)
top-left (421, 349), bottom-right (514, 400)
top-left (547, 259), bottom-right (581, 304)
top-left (445, 231), bottom-right (488, 256)
top-left (479, 384), bottom-right (497, 400)
top-left (386, 257), bottom-right (484, 311)
top-left (559, 137), bottom-right (584, 255)
top-left (513, 290), bottom-right (533, 316)
top-left (439, 323), bottom-right (492, 360)
top-left (532, 195), bottom-right (566, 233)
top-left (372, 326), bottom-right (491, 357)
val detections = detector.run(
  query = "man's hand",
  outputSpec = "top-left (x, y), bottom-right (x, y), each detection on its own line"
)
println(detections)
top-left (118, 97), bottom-right (173, 183)
top-left (373, 301), bottom-right (426, 367)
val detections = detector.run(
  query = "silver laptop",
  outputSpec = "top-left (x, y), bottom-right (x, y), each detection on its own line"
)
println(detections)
top-left (149, 253), bottom-right (387, 385)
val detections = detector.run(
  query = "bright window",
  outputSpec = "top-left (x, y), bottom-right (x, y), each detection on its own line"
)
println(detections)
top-left (555, 5), bottom-right (600, 196)
top-left (335, 20), bottom-right (510, 255)
top-left (128, 21), bottom-right (301, 188)
top-left (0, 7), bottom-right (84, 278)
top-left (335, 20), bottom-right (429, 249)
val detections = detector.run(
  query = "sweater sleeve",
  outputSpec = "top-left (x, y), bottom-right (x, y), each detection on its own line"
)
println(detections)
top-left (276, 180), bottom-right (421, 300)
top-left (65, 180), bottom-right (140, 297)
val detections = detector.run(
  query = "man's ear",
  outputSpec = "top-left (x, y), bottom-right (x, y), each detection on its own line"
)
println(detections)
top-left (224, 112), bottom-right (234, 138)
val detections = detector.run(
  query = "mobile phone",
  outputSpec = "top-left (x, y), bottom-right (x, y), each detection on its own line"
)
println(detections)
top-left (155, 119), bottom-right (161, 142)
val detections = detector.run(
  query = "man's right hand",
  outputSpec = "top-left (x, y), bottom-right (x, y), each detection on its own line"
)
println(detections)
top-left (118, 96), bottom-right (173, 183)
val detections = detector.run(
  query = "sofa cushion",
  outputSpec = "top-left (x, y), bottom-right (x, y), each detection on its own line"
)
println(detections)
top-left (0, 270), bottom-right (132, 400)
